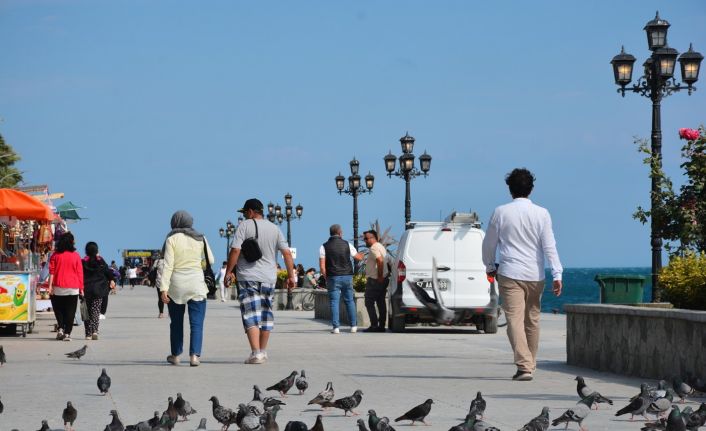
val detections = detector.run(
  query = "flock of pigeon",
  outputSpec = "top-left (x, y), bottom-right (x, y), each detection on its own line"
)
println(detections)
top-left (1, 342), bottom-right (706, 431)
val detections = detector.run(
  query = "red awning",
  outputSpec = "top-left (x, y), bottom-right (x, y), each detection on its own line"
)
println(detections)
top-left (0, 189), bottom-right (56, 221)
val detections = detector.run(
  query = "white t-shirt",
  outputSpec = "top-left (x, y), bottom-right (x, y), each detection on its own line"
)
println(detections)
top-left (127, 267), bottom-right (137, 279)
top-left (319, 243), bottom-right (358, 258)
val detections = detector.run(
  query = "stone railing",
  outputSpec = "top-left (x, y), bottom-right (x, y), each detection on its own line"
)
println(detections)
top-left (313, 290), bottom-right (371, 328)
top-left (271, 288), bottom-right (317, 311)
top-left (565, 304), bottom-right (706, 379)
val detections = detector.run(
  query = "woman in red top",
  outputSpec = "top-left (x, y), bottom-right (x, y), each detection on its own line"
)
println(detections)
top-left (48, 232), bottom-right (84, 341)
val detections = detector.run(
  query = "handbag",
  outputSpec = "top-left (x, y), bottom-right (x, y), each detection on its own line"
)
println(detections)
top-left (202, 240), bottom-right (217, 297)
top-left (241, 219), bottom-right (263, 263)
top-left (79, 298), bottom-right (88, 322)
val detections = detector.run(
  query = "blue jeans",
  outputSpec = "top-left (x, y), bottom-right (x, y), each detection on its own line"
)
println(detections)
top-left (167, 299), bottom-right (206, 356)
top-left (327, 275), bottom-right (357, 328)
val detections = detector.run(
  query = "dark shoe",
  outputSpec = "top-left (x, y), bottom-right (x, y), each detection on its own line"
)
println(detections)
top-left (363, 327), bottom-right (379, 333)
top-left (375, 326), bottom-right (387, 332)
top-left (512, 370), bottom-right (533, 381)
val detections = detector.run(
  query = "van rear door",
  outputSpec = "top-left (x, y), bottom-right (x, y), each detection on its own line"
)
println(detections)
top-left (453, 227), bottom-right (490, 308)
top-left (402, 227), bottom-right (455, 308)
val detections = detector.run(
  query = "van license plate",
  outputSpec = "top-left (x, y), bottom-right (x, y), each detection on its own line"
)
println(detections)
top-left (416, 280), bottom-right (448, 291)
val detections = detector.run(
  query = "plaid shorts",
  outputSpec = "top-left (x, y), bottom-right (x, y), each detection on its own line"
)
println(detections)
top-left (238, 281), bottom-right (275, 332)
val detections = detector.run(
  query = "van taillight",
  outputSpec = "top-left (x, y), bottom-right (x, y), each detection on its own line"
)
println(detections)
top-left (397, 261), bottom-right (406, 283)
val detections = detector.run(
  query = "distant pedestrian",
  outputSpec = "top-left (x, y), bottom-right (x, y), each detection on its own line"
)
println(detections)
top-left (481, 168), bottom-right (563, 381)
top-left (48, 232), bottom-right (84, 341)
top-left (152, 255), bottom-right (165, 318)
top-left (119, 265), bottom-right (127, 289)
top-left (362, 230), bottom-right (388, 333)
top-left (160, 210), bottom-right (214, 367)
top-left (302, 268), bottom-right (318, 289)
top-left (127, 266), bottom-right (138, 289)
top-left (82, 242), bottom-right (115, 340)
top-left (319, 224), bottom-right (363, 334)
top-left (296, 264), bottom-right (305, 288)
top-left (225, 198), bottom-right (296, 364)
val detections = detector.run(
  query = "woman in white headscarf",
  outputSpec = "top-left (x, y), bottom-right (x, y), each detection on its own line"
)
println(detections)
top-left (160, 210), bottom-right (214, 367)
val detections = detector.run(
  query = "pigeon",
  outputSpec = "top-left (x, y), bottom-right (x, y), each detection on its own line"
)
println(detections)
top-left (284, 421), bottom-right (308, 431)
top-left (37, 420), bottom-right (54, 431)
top-left (616, 383), bottom-right (651, 420)
top-left (209, 396), bottom-right (237, 431)
top-left (642, 407), bottom-right (687, 431)
top-left (449, 414), bottom-right (474, 431)
top-left (62, 401), bottom-right (78, 431)
top-left (241, 406), bottom-right (264, 431)
top-left (673, 378), bottom-right (695, 403)
top-left (97, 368), bottom-right (111, 395)
top-left (267, 371), bottom-right (299, 398)
top-left (377, 417), bottom-right (396, 431)
top-left (517, 407), bottom-right (550, 431)
top-left (310, 415), bottom-right (324, 431)
top-left (147, 411), bottom-right (161, 428)
top-left (0, 345), bottom-right (5, 366)
top-left (174, 392), bottom-right (197, 421)
top-left (575, 376), bottom-right (613, 409)
top-left (633, 380), bottom-right (669, 403)
top-left (269, 405), bottom-right (282, 421)
top-left (105, 409), bottom-right (125, 431)
top-left (262, 410), bottom-right (279, 431)
top-left (368, 409), bottom-right (380, 431)
top-left (125, 416), bottom-right (152, 431)
top-left (357, 419), bottom-right (369, 431)
top-left (308, 382), bottom-right (335, 408)
top-left (236, 404), bottom-right (249, 428)
top-left (333, 390), bottom-right (364, 416)
top-left (194, 418), bottom-right (208, 431)
top-left (0, 395), bottom-right (3, 415)
top-left (684, 403), bottom-right (706, 431)
top-left (395, 399), bottom-right (433, 425)
top-left (465, 415), bottom-right (501, 431)
top-left (64, 345), bottom-right (87, 360)
top-left (552, 394), bottom-right (596, 431)
top-left (647, 388), bottom-right (676, 418)
top-left (161, 397), bottom-right (178, 429)
top-left (253, 385), bottom-right (286, 412)
top-left (468, 392), bottom-right (486, 419)
top-left (686, 373), bottom-right (706, 393)
top-left (296, 370), bottom-right (309, 394)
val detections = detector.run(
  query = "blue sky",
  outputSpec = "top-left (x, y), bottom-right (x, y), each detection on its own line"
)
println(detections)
top-left (2, 1), bottom-right (705, 269)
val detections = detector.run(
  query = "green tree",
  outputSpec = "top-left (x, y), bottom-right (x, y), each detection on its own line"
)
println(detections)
top-left (0, 133), bottom-right (23, 188)
top-left (634, 125), bottom-right (706, 255)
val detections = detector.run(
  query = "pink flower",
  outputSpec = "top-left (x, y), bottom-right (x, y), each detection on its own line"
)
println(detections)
top-left (678, 128), bottom-right (701, 141)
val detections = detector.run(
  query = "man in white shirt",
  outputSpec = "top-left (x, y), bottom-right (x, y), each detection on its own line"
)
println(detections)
top-left (216, 261), bottom-right (228, 302)
top-left (482, 168), bottom-right (563, 382)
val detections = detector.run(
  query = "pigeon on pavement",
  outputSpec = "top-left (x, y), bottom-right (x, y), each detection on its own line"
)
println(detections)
top-left (357, 419), bottom-right (369, 431)
top-left (175, 392), bottom-right (197, 421)
top-left (97, 368), bottom-right (111, 395)
top-left (642, 406), bottom-right (686, 431)
top-left (148, 411), bottom-right (161, 428)
top-left (37, 420), bottom-right (55, 431)
top-left (552, 394), bottom-right (596, 431)
top-left (368, 409), bottom-right (380, 431)
top-left (209, 396), bottom-right (237, 431)
top-left (262, 410), bottom-right (279, 431)
top-left (377, 417), bottom-right (396, 431)
top-left (308, 382), bottom-right (335, 408)
top-left (466, 415), bottom-right (501, 431)
top-left (517, 406), bottom-right (550, 431)
top-left (241, 406), bottom-right (264, 431)
top-left (647, 388), bottom-right (676, 418)
top-left (0, 345), bottom-right (6, 366)
top-left (684, 403), bottom-right (706, 431)
top-left (0, 395), bottom-right (3, 415)
top-left (193, 418), bottom-right (207, 431)
top-left (310, 414), bottom-right (324, 431)
top-left (468, 392), bottom-right (486, 419)
top-left (104, 409), bottom-right (124, 431)
top-left (64, 345), bottom-right (87, 360)
top-left (296, 370), bottom-right (309, 395)
top-left (394, 399), bottom-right (433, 425)
top-left (161, 397), bottom-right (178, 429)
top-left (673, 378), bottom-right (695, 403)
top-left (267, 371), bottom-right (299, 398)
top-left (575, 376), bottom-right (613, 409)
top-left (616, 384), bottom-right (651, 421)
top-left (253, 385), bottom-right (286, 412)
top-left (284, 421), bottom-right (308, 431)
top-left (333, 390), bottom-right (364, 416)
top-left (62, 401), bottom-right (78, 431)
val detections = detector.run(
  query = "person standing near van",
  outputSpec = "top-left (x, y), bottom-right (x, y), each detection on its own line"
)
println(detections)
top-left (319, 224), bottom-right (364, 334)
top-left (225, 198), bottom-right (296, 364)
top-left (362, 230), bottom-right (388, 332)
top-left (481, 168), bottom-right (563, 382)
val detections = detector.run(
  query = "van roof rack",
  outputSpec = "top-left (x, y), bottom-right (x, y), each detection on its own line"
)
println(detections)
top-left (406, 211), bottom-right (482, 229)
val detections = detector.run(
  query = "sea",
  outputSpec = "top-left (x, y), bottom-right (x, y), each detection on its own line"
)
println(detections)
top-left (540, 267), bottom-right (652, 313)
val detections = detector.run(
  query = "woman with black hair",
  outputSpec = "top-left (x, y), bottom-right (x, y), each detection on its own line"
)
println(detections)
top-left (48, 232), bottom-right (84, 341)
top-left (82, 242), bottom-right (115, 340)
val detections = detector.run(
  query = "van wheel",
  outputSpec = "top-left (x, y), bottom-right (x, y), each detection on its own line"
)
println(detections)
top-left (483, 315), bottom-right (498, 334)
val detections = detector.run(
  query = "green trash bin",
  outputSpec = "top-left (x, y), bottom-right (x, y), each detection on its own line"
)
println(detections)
top-left (594, 274), bottom-right (646, 304)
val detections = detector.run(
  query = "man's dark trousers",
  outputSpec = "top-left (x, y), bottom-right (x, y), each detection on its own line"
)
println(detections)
top-left (364, 277), bottom-right (387, 329)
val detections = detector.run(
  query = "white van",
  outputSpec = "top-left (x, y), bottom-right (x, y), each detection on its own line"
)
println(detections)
top-left (388, 212), bottom-right (499, 333)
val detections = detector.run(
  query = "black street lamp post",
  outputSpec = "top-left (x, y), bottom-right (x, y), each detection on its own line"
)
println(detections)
top-left (335, 158), bottom-right (374, 272)
top-left (267, 194), bottom-right (303, 310)
top-left (218, 218), bottom-right (241, 258)
top-left (384, 133), bottom-right (432, 229)
top-left (611, 11), bottom-right (702, 302)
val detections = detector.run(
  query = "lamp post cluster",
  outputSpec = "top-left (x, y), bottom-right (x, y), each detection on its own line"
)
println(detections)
top-left (335, 158), bottom-right (375, 272)
top-left (266, 194), bottom-right (303, 247)
top-left (611, 11), bottom-right (702, 302)
top-left (219, 218), bottom-right (242, 257)
top-left (384, 133), bottom-right (432, 229)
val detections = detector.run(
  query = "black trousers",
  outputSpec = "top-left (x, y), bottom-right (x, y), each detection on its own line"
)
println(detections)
top-left (157, 288), bottom-right (164, 313)
top-left (364, 277), bottom-right (388, 328)
top-left (50, 294), bottom-right (78, 335)
top-left (100, 294), bottom-right (108, 315)
top-left (84, 296), bottom-right (103, 336)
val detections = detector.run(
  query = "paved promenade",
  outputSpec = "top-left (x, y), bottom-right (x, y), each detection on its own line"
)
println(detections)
top-left (0, 286), bottom-right (698, 430)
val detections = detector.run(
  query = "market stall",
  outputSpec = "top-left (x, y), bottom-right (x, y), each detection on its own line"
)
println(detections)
top-left (0, 189), bottom-right (57, 336)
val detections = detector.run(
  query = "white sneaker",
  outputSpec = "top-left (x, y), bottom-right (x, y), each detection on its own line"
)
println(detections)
top-left (244, 352), bottom-right (266, 364)
top-left (331, 327), bottom-right (340, 334)
top-left (99, 314), bottom-right (106, 320)
top-left (350, 326), bottom-right (358, 333)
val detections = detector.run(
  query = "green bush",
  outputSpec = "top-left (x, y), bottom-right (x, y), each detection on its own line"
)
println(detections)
top-left (353, 274), bottom-right (367, 293)
top-left (275, 270), bottom-right (289, 290)
top-left (660, 253), bottom-right (706, 310)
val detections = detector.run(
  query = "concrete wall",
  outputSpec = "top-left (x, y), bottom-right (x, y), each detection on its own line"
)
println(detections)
top-left (272, 288), bottom-right (317, 311)
top-left (565, 304), bottom-right (706, 379)
top-left (314, 290), bottom-right (371, 327)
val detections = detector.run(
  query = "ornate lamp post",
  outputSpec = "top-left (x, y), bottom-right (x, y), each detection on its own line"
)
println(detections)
top-left (611, 12), bottom-right (702, 302)
top-left (335, 157), bottom-right (374, 272)
top-left (267, 194), bottom-right (303, 309)
top-left (218, 218), bottom-right (241, 257)
top-left (384, 133), bottom-right (432, 229)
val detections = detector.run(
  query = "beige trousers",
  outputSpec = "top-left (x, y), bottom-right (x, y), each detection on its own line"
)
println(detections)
top-left (497, 274), bottom-right (544, 373)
